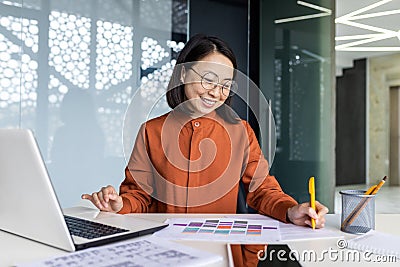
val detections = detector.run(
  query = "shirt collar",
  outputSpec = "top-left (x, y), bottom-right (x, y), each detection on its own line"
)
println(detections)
top-left (170, 107), bottom-right (222, 129)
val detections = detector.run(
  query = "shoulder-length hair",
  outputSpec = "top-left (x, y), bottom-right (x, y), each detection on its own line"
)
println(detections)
top-left (166, 34), bottom-right (240, 124)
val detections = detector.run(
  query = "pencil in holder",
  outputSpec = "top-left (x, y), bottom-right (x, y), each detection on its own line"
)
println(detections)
top-left (340, 190), bottom-right (375, 234)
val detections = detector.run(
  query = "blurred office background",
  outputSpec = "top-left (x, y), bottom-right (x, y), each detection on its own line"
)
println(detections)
top-left (0, 0), bottom-right (398, 212)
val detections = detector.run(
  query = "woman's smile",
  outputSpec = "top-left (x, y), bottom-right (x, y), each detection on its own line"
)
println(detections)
top-left (200, 96), bottom-right (217, 108)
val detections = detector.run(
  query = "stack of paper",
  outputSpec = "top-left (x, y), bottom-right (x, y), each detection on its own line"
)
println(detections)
top-left (17, 236), bottom-right (222, 267)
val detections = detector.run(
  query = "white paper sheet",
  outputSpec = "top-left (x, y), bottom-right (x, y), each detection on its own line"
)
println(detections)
top-left (17, 236), bottom-right (222, 267)
top-left (222, 214), bottom-right (343, 241)
top-left (347, 230), bottom-right (400, 259)
top-left (153, 217), bottom-right (281, 243)
top-left (278, 222), bottom-right (343, 241)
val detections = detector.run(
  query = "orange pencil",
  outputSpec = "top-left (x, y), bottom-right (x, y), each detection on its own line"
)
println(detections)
top-left (341, 176), bottom-right (387, 231)
top-left (369, 176), bottom-right (387, 195)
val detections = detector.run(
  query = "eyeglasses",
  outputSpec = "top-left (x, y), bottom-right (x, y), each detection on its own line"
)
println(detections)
top-left (189, 68), bottom-right (237, 97)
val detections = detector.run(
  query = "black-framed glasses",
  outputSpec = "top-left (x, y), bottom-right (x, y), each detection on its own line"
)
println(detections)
top-left (189, 68), bottom-right (237, 97)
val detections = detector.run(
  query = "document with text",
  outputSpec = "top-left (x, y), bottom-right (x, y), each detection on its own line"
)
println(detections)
top-left (17, 236), bottom-right (222, 267)
top-left (222, 214), bottom-right (343, 241)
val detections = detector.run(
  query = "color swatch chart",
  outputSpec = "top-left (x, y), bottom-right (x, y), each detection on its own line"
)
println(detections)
top-left (180, 219), bottom-right (272, 235)
top-left (154, 218), bottom-right (281, 243)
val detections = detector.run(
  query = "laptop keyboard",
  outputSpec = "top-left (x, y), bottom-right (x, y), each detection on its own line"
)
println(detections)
top-left (64, 215), bottom-right (129, 239)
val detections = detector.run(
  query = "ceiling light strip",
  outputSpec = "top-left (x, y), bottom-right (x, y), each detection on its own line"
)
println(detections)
top-left (297, 0), bottom-right (331, 14)
top-left (275, 0), bottom-right (331, 24)
top-left (335, 34), bottom-right (384, 41)
top-left (300, 49), bottom-right (326, 62)
top-left (336, 0), bottom-right (393, 22)
top-left (347, 9), bottom-right (400, 21)
top-left (335, 33), bottom-right (396, 50)
top-left (275, 13), bottom-right (330, 24)
top-left (338, 20), bottom-right (396, 34)
top-left (338, 47), bottom-right (400, 51)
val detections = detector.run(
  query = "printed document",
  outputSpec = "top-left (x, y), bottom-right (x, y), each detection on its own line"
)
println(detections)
top-left (17, 236), bottom-right (222, 267)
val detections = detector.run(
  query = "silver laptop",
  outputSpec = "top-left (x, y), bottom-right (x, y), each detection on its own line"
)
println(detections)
top-left (0, 128), bottom-right (167, 251)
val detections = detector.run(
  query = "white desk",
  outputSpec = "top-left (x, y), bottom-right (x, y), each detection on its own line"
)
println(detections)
top-left (1, 211), bottom-right (399, 267)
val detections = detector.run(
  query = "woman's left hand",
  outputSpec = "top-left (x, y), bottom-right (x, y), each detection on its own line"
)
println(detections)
top-left (286, 201), bottom-right (329, 229)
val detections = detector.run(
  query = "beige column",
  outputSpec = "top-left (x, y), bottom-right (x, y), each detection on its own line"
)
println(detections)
top-left (390, 87), bottom-right (400, 186)
top-left (368, 53), bottom-right (400, 186)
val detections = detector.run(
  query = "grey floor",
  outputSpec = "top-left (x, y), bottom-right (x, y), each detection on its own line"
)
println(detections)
top-left (334, 185), bottom-right (400, 214)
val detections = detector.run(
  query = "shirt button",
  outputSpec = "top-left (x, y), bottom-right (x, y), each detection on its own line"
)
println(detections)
top-left (194, 121), bottom-right (200, 127)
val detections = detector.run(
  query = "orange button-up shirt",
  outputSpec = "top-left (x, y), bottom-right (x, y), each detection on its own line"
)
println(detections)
top-left (118, 109), bottom-right (297, 223)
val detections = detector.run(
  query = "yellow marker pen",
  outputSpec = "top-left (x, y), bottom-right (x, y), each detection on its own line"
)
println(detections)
top-left (308, 177), bottom-right (316, 229)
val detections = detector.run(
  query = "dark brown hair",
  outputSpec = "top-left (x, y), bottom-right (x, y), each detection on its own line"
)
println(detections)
top-left (166, 34), bottom-right (239, 123)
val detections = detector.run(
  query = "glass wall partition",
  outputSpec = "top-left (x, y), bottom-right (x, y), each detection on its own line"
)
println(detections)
top-left (260, 0), bottom-right (335, 209)
top-left (0, 0), bottom-right (188, 207)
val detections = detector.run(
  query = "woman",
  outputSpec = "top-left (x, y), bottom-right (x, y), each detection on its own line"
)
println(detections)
top-left (82, 34), bottom-right (328, 264)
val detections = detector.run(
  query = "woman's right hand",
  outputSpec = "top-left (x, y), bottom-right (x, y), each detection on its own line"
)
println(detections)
top-left (81, 185), bottom-right (123, 213)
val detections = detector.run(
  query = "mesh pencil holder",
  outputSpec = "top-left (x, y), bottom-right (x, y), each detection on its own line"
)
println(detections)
top-left (340, 190), bottom-right (375, 234)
